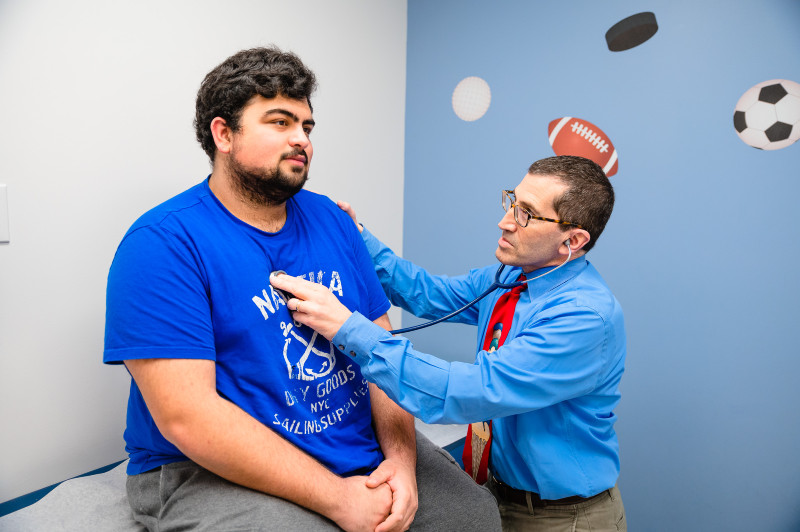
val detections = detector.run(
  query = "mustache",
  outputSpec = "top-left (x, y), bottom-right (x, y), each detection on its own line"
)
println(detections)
top-left (281, 148), bottom-right (307, 161)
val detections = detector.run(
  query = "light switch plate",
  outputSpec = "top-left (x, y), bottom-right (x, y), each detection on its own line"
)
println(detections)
top-left (0, 184), bottom-right (9, 243)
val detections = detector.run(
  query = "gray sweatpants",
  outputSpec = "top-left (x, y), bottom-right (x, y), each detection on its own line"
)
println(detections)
top-left (127, 430), bottom-right (501, 531)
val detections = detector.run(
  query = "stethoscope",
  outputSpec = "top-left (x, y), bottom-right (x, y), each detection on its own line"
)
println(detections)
top-left (271, 241), bottom-right (572, 335)
top-left (387, 242), bottom-right (572, 334)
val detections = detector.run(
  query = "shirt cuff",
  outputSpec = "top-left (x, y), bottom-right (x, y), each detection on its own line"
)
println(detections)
top-left (332, 311), bottom-right (391, 366)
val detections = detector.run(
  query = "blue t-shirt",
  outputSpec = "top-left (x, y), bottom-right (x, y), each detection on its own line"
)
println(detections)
top-left (104, 180), bottom-right (391, 476)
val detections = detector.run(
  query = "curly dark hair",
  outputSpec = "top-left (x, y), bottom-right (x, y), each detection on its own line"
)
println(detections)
top-left (194, 46), bottom-right (318, 162)
top-left (528, 156), bottom-right (615, 252)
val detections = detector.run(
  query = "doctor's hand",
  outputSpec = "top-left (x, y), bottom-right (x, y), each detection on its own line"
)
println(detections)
top-left (270, 273), bottom-right (352, 340)
top-left (336, 200), bottom-right (363, 232)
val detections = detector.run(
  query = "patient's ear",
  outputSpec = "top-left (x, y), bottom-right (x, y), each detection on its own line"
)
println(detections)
top-left (210, 117), bottom-right (233, 155)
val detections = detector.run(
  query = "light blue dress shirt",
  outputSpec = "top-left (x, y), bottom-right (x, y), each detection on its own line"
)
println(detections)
top-left (332, 228), bottom-right (626, 499)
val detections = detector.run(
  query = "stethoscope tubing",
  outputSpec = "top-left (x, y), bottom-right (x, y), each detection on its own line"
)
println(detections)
top-left (387, 246), bottom-right (572, 335)
top-left (388, 277), bottom-right (504, 334)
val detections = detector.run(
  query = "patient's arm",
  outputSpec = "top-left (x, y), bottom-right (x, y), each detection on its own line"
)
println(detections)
top-left (366, 313), bottom-right (418, 532)
top-left (125, 357), bottom-right (391, 532)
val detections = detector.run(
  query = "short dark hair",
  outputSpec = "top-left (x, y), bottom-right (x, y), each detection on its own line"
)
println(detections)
top-left (528, 156), bottom-right (615, 252)
top-left (194, 46), bottom-right (318, 162)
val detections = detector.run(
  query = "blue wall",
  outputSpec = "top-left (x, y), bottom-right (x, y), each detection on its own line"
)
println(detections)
top-left (404, 1), bottom-right (800, 530)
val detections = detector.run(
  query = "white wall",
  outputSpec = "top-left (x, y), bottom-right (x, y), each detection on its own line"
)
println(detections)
top-left (0, 0), bottom-right (407, 502)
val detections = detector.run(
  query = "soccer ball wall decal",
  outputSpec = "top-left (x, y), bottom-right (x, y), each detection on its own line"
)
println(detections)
top-left (733, 79), bottom-right (800, 150)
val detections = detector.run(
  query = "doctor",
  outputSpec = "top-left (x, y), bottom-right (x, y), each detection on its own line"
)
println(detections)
top-left (271, 155), bottom-right (628, 531)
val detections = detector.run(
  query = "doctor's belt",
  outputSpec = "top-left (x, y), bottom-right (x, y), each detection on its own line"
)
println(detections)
top-left (488, 474), bottom-right (608, 507)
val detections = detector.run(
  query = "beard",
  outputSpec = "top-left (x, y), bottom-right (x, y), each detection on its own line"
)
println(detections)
top-left (228, 148), bottom-right (309, 206)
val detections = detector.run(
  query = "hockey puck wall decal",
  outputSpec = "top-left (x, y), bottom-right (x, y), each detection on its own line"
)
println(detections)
top-left (605, 12), bottom-right (658, 52)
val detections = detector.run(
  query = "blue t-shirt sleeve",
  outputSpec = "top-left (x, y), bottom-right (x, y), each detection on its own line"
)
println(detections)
top-left (352, 236), bottom-right (391, 321)
top-left (360, 227), bottom-right (493, 325)
top-left (103, 225), bottom-right (217, 364)
top-left (325, 200), bottom-right (391, 322)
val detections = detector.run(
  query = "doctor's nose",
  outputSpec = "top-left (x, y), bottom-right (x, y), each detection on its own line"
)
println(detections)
top-left (498, 208), bottom-right (517, 231)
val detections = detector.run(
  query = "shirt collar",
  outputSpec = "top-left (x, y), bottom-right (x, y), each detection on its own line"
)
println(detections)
top-left (501, 256), bottom-right (588, 296)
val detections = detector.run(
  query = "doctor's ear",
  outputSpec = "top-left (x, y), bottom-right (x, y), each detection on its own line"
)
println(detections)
top-left (562, 230), bottom-right (591, 253)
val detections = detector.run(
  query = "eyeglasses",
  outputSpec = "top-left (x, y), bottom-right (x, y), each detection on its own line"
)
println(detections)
top-left (501, 190), bottom-right (583, 229)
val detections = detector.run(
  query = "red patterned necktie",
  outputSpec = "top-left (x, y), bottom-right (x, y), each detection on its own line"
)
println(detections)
top-left (463, 274), bottom-right (527, 484)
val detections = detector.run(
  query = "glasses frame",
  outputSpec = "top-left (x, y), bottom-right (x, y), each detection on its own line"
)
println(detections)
top-left (502, 190), bottom-right (584, 229)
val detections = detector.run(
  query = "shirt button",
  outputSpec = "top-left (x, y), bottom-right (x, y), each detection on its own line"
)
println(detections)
top-left (338, 344), bottom-right (345, 350)
top-left (350, 351), bottom-right (357, 357)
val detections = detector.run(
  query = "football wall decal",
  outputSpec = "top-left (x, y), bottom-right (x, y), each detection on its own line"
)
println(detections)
top-left (548, 117), bottom-right (619, 176)
top-left (733, 79), bottom-right (800, 150)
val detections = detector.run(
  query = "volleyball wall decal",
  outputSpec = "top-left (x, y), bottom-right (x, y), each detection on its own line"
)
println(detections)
top-left (452, 76), bottom-right (491, 121)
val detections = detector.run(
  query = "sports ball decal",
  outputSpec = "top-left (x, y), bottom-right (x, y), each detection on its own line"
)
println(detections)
top-left (548, 117), bottom-right (619, 176)
top-left (606, 12), bottom-right (658, 52)
top-left (733, 79), bottom-right (800, 150)
top-left (452, 76), bottom-right (491, 121)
